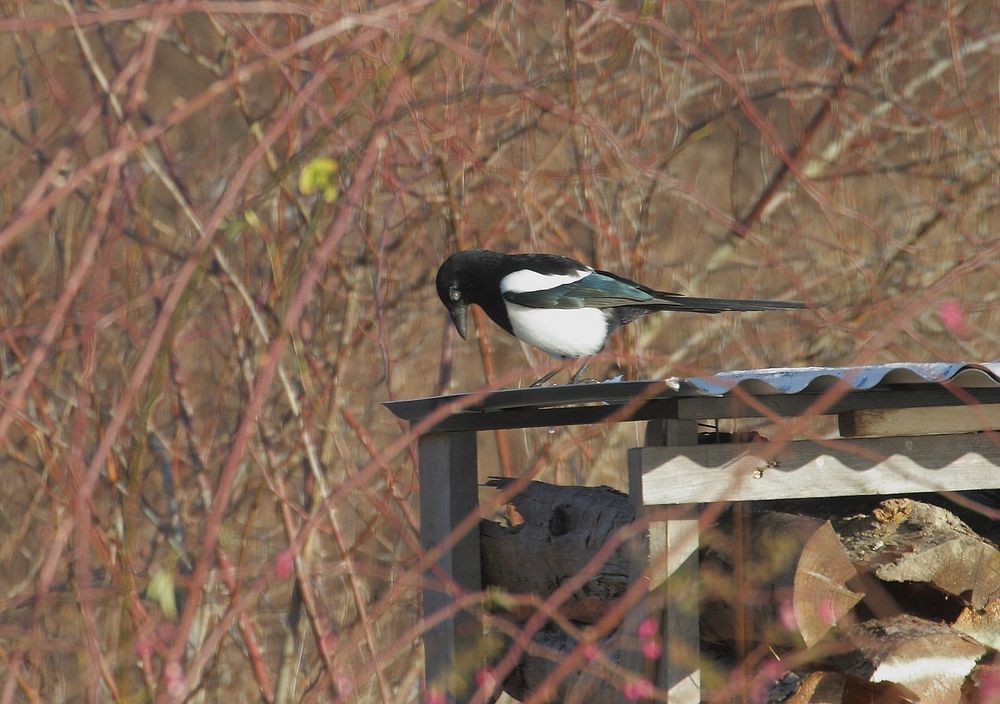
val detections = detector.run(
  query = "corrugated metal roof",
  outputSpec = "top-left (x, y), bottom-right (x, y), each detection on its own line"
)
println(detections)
top-left (685, 362), bottom-right (1000, 396)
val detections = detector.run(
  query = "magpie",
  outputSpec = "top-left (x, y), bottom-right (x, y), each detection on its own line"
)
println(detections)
top-left (436, 249), bottom-right (809, 385)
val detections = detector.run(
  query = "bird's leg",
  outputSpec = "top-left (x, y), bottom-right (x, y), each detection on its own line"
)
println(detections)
top-left (529, 368), bottom-right (561, 387)
top-left (568, 360), bottom-right (591, 385)
top-left (531, 357), bottom-right (593, 387)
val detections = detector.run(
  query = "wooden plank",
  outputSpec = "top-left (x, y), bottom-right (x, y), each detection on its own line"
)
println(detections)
top-left (839, 404), bottom-right (1000, 438)
top-left (383, 379), bottom-right (673, 420)
top-left (418, 431), bottom-right (482, 702)
top-left (632, 433), bottom-right (1000, 506)
top-left (385, 388), bottom-right (1000, 434)
top-left (623, 419), bottom-right (701, 704)
top-left (415, 400), bottom-right (679, 433)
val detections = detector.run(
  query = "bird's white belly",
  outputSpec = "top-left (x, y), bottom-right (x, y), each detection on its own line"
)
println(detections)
top-left (504, 303), bottom-right (608, 357)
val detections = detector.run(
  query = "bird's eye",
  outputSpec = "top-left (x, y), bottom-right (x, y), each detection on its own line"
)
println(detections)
top-left (449, 289), bottom-right (462, 302)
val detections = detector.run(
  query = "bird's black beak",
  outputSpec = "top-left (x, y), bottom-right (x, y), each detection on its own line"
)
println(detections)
top-left (448, 304), bottom-right (468, 340)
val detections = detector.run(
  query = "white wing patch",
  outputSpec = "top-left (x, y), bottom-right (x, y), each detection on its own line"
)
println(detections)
top-left (504, 303), bottom-right (608, 358)
top-left (499, 268), bottom-right (591, 294)
top-left (500, 268), bottom-right (606, 357)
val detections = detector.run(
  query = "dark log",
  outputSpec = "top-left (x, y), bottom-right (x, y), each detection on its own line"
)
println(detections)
top-left (480, 479), bottom-right (634, 624)
top-left (498, 623), bottom-right (619, 703)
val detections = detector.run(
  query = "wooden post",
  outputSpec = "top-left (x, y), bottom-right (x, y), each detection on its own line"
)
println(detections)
top-left (625, 419), bottom-right (701, 703)
top-left (418, 431), bottom-right (482, 702)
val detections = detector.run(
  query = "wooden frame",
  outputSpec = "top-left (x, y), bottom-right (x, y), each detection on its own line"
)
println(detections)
top-left (384, 376), bottom-right (1000, 704)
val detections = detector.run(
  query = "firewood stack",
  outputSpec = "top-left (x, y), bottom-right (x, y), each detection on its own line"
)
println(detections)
top-left (480, 480), bottom-right (1000, 703)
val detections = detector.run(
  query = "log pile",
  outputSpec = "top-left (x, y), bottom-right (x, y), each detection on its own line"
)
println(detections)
top-left (480, 481), bottom-right (1000, 703)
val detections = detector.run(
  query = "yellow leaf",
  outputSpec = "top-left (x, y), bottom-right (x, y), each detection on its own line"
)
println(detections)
top-left (299, 157), bottom-right (339, 198)
top-left (147, 568), bottom-right (178, 620)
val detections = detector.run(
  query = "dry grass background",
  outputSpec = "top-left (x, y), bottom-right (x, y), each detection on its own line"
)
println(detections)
top-left (0, 1), bottom-right (997, 702)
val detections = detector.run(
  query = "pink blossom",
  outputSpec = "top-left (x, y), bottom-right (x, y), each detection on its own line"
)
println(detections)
top-left (938, 299), bottom-right (966, 334)
top-left (976, 669), bottom-right (1000, 702)
top-left (777, 598), bottom-right (797, 630)
top-left (475, 667), bottom-right (496, 690)
top-left (759, 658), bottom-right (785, 680)
top-left (622, 678), bottom-right (654, 701)
top-left (636, 617), bottom-right (658, 640)
top-left (274, 549), bottom-right (294, 579)
top-left (581, 642), bottom-right (599, 661)
top-left (163, 662), bottom-right (186, 699)
top-left (134, 637), bottom-right (154, 660)
top-left (334, 673), bottom-right (354, 696)
top-left (423, 689), bottom-right (446, 704)
top-left (641, 638), bottom-right (662, 660)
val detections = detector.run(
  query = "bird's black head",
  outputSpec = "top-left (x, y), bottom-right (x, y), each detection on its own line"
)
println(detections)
top-left (436, 249), bottom-right (508, 340)
top-left (435, 250), bottom-right (473, 339)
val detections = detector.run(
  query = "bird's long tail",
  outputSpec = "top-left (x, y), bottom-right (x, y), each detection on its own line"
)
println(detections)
top-left (655, 294), bottom-right (810, 314)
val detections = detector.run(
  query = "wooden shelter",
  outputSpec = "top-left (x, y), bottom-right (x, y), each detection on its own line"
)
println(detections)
top-left (385, 363), bottom-right (1000, 703)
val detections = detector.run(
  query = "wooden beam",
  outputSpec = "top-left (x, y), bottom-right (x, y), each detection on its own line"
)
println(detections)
top-left (631, 433), bottom-right (1000, 505)
top-left (839, 404), bottom-right (1000, 438)
top-left (385, 388), bottom-right (1000, 434)
top-left (623, 419), bottom-right (701, 703)
top-left (418, 431), bottom-right (482, 702)
top-left (645, 418), bottom-right (698, 448)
